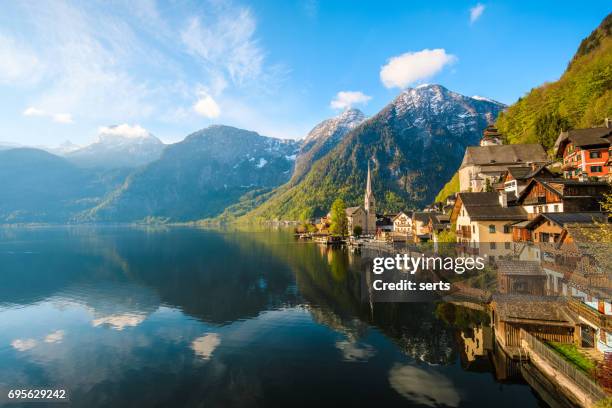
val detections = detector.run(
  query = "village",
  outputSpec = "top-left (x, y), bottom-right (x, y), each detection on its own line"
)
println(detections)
top-left (297, 120), bottom-right (612, 407)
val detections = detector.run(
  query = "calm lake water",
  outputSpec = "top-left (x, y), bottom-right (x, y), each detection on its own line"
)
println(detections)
top-left (0, 227), bottom-right (547, 407)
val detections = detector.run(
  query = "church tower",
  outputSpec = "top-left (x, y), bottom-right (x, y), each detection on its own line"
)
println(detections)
top-left (364, 162), bottom-right (377, 234)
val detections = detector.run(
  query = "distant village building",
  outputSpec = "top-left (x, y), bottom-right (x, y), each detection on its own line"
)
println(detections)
top-left (515, 178), bottom-right (611, 216)
top-left (450, 192), bottom-right (527, 260)
top-left (412, 212), bottom-right (434, 242)
top-left (554, 120), bottom-right (612, 180)
top-left (501, 164), bottom-right (554, 199)
top-left (479, 125), bottom-right (504, 146)
top-left (459, 144), bottom-right (548, 193)
top-left (345, 163), bottom-right (377, 235)
top-left (520, 212), bottom-right (607, 243)
top-left (496, 260), bottom-right (546, 296)
top-left (392, 211), bottom-right (412, 234)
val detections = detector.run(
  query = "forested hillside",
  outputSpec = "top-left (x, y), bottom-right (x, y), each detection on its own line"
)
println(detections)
top-left (495, 13), bottom-right (612, 151)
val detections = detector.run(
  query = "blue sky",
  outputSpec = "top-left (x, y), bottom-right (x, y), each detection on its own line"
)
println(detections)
top-left (0, 1), bottom-right (609, 146)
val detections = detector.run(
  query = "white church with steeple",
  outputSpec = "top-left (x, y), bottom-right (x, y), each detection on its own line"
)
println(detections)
top-left (345, 162), bottom-right (377, 235)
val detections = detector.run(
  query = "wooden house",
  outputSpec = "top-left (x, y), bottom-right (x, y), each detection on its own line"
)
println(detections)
top-left (516, 178), bottom-right (610, 217)
top-left (554, 121), bottom-right (612, 180)
top-left (496, 260), bottom-right (547, 296)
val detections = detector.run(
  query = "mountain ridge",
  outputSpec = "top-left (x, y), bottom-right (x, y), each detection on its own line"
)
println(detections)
top-left (243, 84), bottom-right (505, 221)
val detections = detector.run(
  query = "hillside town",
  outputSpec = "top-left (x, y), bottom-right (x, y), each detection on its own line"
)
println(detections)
top-left (297, 120), bottom-right (612, 406)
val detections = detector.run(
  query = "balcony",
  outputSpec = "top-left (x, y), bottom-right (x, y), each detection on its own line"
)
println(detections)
top-left (562, 161), bottom-right (577, 171)
top-left (456, 226), bottom-right (471, 239)
top-left (568, 297), bottom-right (612, 331)
top-left (523, 196), bottom-right (548, 206)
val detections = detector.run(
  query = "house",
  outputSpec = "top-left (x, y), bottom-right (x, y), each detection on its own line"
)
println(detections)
top-left (521, 212), bottom-right (607, 243)
top-left (496, 260), bottom-right (546, 296)
top-left (412, 212), bottom-right (434, 242)
top-left (345, 206), bottom-right (367, 235)
top-left (344, 163), bottom-right (377, 235)
top-left (458, 144), bottom-right (548, 192)
top-left (392, 211), bottom-right (413, 234)
top-left (491, 294), bottom-right (577, 354)
top-left (515, 178), bottom-right (611, 217)
top-left (376, 214), bottom-right (395, 232)
top-left (451, 192), bottom-right (527, 244)
top-left (479, 125), bottom-right (504, 146)
top-left (428, 213), bottom-right (451, 237)
top-left (502, 164), bottom-right (554, 199)
top-left (554, 120), bottom-right (612, 180)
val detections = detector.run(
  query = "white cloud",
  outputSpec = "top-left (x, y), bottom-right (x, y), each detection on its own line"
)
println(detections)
top-left (330, 91), bottom-right (371, 110)
top-left (191, 333), bottom-right (221, 360)
top-left (181, 7), bottom-right (263, 86)
top-left (52, 113), bottom-right (73, 124)
top-left (380, 49), bottom-right (457, 89)
top-left (470, 4), bottom-right (485, 24)
top-left (91, 313), bottom-right (146, 330)
top-left (22, 106), bottom-right (73, 124)
top-left (0, 34), bottom-right (42, 84)
top-left (389, 364), bottom-right (461, 407)
top-left (98, 124), bottom-right (149, 138)
top-left (44, 330), bottom-right (65, 343)
top-left (23, 106), bottom-right (45, 117)
top-left (11, 338), bottom-right (38, 351)
top-left (335, 340), bottom-right (376, 362)
top-left (193, 93), bottom-right (221, 118)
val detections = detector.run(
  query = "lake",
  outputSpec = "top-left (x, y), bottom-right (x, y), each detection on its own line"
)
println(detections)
top-left (0, 227), bottom-right (547, 407)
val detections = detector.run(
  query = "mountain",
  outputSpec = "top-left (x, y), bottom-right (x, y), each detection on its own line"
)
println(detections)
top-left (44, 140), bottom-right (81, 156)
top-left (66, 125), bottom-right (165, 168)
top-left (496, 12), bottom-right (612, 150)
top-left (0, 141), bottom-right (21, 151)
top-left (83, 125), bottom-right (300, 222)
top-left (292, 108), bottom-right (366, 184)
top-left (0, 148), bottom-right (129, 223)
top-left (245, 84), bottom-right (505, 220)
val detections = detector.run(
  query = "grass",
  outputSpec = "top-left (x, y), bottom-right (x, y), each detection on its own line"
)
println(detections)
top-left (547, 341), bottom-right (597, 374)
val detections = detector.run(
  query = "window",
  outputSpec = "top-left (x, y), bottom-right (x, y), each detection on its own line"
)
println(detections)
top-left (490, 242), bottom-right (496, 249)
top-left (489, 225), bottom-right (496, 233)
top-left (505, 242), bottom-right (511, 250)
top-left (472, 225), bottom-right (475, 233)
top-left (589, 151), bottom-right (602, 159)
top-left (590, 166), bottom-right (603, 173)
top-left (553, 205), bottom-right (559, 212)
top-left (503, 225), bottom-right (511, 234)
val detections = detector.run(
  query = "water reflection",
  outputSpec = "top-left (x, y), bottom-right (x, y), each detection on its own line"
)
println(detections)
top-left (0, 227), bottom-right (542, 407)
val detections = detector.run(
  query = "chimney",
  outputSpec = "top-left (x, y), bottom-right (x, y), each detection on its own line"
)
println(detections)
top-left (605, 118), bottom-right (611, 129)
top-left (498, 191), bottom-right (508, 208)
top-left (528, 161), bottom-right (537, 171)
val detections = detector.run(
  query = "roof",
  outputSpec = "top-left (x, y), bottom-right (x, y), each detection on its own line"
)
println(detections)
top-left (492, 294), bottom-right (575, 325)
top-left (525, 212), bottom-right (608, 229)
top-left (506, 164), bottom-right (553, 181)
top-left (345, 206), bottom-right (363, 215)
top-left (512, 220), bottom-right (531, 228)
top-left (497, 260), bottom-right (544, 276)
top-left (413, 212), bottom-right (433, 223)
top-left (461, 144), bottom-right (548, 168)
top-left (392, 211), bottom-right (413, 221)
top-left (554, 126), bottom-right (612, 156)
top-left (455, 192), bottom-right (528, 221)
top-left (516, 177), bottom-right (611, 203)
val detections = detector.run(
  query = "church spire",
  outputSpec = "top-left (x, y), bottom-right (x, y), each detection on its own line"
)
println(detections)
top-left (366, 161), bottom-right (372, 196)
top-left (364, 161), bottom-right (375, 213)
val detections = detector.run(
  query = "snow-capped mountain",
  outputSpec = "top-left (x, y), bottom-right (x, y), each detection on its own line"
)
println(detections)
top-left (292, 108), bottom-right (366, 183)
top-left (247, 84), bottom-right (506, 219)
top-left (84, 125), bottom-right (301, 222)
top-left (391, 84), bottom-right (505, 135)
top-left (66, 124), bottom-right (165, 169)
top-left (43, 140), bottom-right (82, 156)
